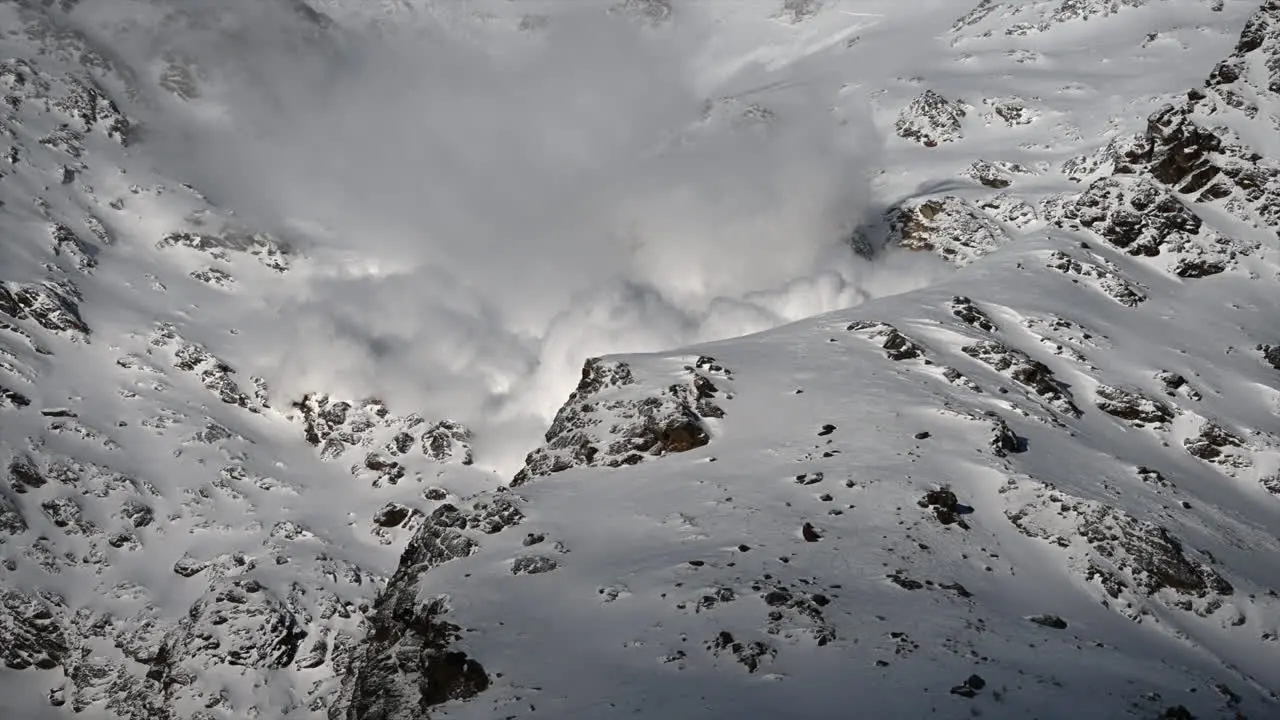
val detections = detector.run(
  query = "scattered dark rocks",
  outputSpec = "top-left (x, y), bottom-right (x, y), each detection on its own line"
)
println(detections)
top-left (707, 631), bottom-right (775, 673)
top-left (949, 296), bottom-right (998, 332)
top-left (963, 340), bottom-right (1081, 417)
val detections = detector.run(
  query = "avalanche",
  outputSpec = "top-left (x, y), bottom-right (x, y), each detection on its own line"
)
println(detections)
top-left (2, 1), bottom-right (1280, 719)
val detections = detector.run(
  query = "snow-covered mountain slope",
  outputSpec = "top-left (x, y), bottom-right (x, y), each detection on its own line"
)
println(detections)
top-left (1, 1), bottom-right (1279, 719)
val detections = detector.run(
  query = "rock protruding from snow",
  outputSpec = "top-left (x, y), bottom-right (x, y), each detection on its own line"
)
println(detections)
top-left (1044, 249), bottom-right (1147, 307)
top-left (886, 197), bottom-right (1009, 267)
top-left (0, 589), bottom-right (68, 671)
top-left (1060, 175), bottom-right (1239, 277)
top-left (961, 340), bottom-right (1081, 417)
top-left (846, 321), bottom-right (927, 362)
top-left (1183, 420), bottom-right (1252, 469)
top-left (292, 394), bottom-right (477, 484)
top-left (1094, 385), bottom-right (1176, 428)
top-left (336, 593), bottom-right (489, 720)
top-left (1005, 480), bottom-right (1234, 619)
top-left (157, 229), bottom-right (291, 273)
top-left (421, 420), bottom-right (474, 466)
top-left (157, 578), bottom-right (308, 672)
top-left (895, 89), bottom-right (966, 147)
top-left (1204, 1), bottom-right (1280, 116)
top-left (333, 498), bottom-right (524, 718)
top-left (1061, 132), bottom-right (1153, 183)
top-left (0, 279), bottom-right (89, 340)
top-left (150, 322), bottom-right (263, 410)
top-left (512, 356), bottom-right (728, 485)
top-left (1053, 3), bottom-right (1280, 280)
top-left (964, 159), bottom-right (1032, 188)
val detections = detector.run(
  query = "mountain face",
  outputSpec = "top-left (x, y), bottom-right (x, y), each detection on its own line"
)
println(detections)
top-left (2, 1), bottom-right (1280, 719)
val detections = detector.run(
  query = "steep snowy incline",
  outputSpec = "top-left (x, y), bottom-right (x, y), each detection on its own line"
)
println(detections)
top-left (0, 1), bottom-right (1278, 719)
top-left (339, 2), bottom-right (1280, 719)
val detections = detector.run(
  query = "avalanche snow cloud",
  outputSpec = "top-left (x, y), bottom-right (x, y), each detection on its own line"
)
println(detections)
top-left (69, 0), bottom-right (922, 470)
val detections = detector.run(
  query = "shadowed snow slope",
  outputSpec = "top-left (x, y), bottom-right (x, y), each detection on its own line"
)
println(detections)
top-left (2, 1), bottom-right (1280, 719)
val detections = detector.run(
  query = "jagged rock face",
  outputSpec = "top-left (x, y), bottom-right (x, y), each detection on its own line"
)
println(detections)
top-left (332, 498), bottom-right (526, 719)
top-left (895, 89), bottom-right (966, 146)
top-left (337, 594), bottom-right (488, 720)
top-left (1069, 176), bottom-right (1233, 276)
top-left (420, 421), bottom-right (473, 466)
top-left (1048, 1), bottom-right (1280, 281)
top-left (886, 197), bottom-right (1009, 266)
top-left (292, 394), bottom-right (475, 485)
top-left (1, 590), bottom-right (69, 671)
top-left (1061, 132), bottom-right (1154, 182)
top-left (160, 578), bottom-right (308, 672)
top-left (0, 280), bottom-right (89, 339)
top-left (1206, 1), bottom-right (1280, 106)
top-left (512, 356), bottom-right (728, 485)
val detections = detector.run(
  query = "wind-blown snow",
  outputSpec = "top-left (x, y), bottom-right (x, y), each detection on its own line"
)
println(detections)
top-left (64, 0), bottom-right (915, 472)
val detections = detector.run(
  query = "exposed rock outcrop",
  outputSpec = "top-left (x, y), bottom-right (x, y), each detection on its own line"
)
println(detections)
top-left (895, 89), bottom-right (967, 146)
top-left (887, 197), bottom-right (1009, 266)
top-left (512, 356), bottom-right (728, 485)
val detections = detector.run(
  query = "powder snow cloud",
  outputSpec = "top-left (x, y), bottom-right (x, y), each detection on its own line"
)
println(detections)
top-left (78, 0), bottom-right (949, 471)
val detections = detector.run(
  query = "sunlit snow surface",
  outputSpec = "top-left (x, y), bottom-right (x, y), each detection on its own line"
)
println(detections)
top-left (1, 0), bottom-right (1278, 718)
